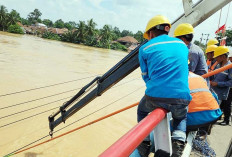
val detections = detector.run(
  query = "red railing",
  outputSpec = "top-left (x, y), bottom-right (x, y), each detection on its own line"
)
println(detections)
top-left (99, 108), bottom-right (167, 157)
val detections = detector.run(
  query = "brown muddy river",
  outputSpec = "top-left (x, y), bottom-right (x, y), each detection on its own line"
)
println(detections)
top-left (0, 31), bottom-right (145, 157)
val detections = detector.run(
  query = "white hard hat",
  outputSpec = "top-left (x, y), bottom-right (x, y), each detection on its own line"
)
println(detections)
top-left (229, 50), bottom-right (232, 58)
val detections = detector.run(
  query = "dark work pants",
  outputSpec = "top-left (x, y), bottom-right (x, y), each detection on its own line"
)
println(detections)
top-left (220, 88), bottom-right (232, 122)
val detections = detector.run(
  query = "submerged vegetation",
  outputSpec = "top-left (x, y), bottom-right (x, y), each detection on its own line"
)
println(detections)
top-left (0, 5), bottom-right (145, 52)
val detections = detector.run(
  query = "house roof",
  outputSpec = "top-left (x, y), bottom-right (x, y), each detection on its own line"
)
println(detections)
top-left (117, 36), bottom-right (138, 44)
top-left (47, 28), bottom-right (68, 35)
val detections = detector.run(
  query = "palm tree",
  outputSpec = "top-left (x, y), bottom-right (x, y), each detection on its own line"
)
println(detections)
top-left (76, 21), bottom-right (86, 43)
top-left (61, 31), bottom-right (78, 43)
top-left (84, 19), bottom-right (97, 45)
top-left (27, 8), bottom-right (42, 24)
top-left (100, 25), bottom-right (112, 49)
top-left (7, 10), bottom-right (20, 26)
top-left (0, 5), bottom-right (8, 31)
top-left (85, 19), bottom-right (96, 36)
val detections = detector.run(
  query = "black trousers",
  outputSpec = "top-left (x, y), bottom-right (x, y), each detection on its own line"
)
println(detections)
top-left (220, 88), bottom-right (232, 122)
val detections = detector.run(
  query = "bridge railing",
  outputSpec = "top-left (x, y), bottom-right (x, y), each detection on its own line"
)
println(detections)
top-left (99, 108), bottom-right (168, 157)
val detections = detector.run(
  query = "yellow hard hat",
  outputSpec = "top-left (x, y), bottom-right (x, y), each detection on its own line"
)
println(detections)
top-left (207, 39), bottom-right (219, 46)
top-left (143, 15), bottom-right (171, 39)
top-left (213, 46), bottom-right (230, 58)
top-left (205, 45), bottom-right (218, 54)
top-left (174, 23), bottom-right (194, 37)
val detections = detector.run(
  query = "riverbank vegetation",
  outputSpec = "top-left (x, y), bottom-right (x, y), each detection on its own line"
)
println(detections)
top-left (0, 5), bottom-right (145, 52)
top-left (1, 5), bottom-right (231, 51)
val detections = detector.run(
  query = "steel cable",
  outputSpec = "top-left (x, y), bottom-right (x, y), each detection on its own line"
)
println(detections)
top-left (0, 107), bottom-right (58, 129)
top-left (0, 77), bottom-right (141, 128)
top-left (0, 75), bottom-right (98, 98)
top-left (3, 86), bottom-right (143, 156)
top-left (0, 96), bottom-right (73, 119)
top-left (54, 86), bottom-right (143, 133)
top-left (0, 88), bottom-right (80, 110)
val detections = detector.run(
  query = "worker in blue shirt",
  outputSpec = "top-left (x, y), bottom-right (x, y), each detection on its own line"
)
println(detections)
top-left (137, 15), bottom-right (192, 157)
top-left (211, 46), bottom-right (232, 126)
top-left (173, 23), bottom-right (208, 76)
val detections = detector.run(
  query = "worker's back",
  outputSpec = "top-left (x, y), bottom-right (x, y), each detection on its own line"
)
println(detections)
top-left (187, 72), bottom-right (221, 127)
top-left (139, 34), bottom-right (192, 103)
top-left (188, 43), bottom-right (208, 75)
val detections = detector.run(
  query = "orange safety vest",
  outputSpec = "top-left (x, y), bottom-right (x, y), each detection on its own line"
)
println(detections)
top-left (207, 60), bottom-right (218, 72)
top-left (188, 72), bottom-right (219, 113)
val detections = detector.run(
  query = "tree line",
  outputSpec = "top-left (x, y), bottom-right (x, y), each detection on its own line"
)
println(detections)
top-left (0, 5), bottom-right (145, 52)
top-left (1, 5), bottom-right (231, 50)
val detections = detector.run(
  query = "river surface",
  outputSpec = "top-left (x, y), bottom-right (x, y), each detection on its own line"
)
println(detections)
top-left (0, 31), bottom-right (145, 157)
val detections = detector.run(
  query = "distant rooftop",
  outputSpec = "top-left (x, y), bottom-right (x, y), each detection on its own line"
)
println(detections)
top-left (117, 36), bottom-right (138, 44)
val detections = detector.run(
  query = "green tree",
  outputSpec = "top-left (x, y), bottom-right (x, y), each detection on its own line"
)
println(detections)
top-left (85, 19), bottom-right (96, 36)
top-left (42, 19), bottom-right (53, 27)
top-left (21, 18), bottom-right (29, 25)
top-left (225, 29), bottom-right (232, 46)
top-left (8, 24), bottom-right (24, 34)
top-left (110, 42), bottom-right (127, 52)
top-left (134, 31), bottom-right (144, 43)
top-left (121, 30), bottom-right (133, 37)
top-left (68, 21), bottom-right (78, 28)
top-left (63, 21), bottom-right (78, 30)
top-left (99, 24), bottom-right (112, 49)
top-left (54, 19), bottom-right (65, 28)
top-left (27, 9), bottom-right (42, 24)
top-left (42, 31), bottom-right (61, 40)
top-left (76, 21), bottom-right (86, 43)
top-left (61, 31), bottom-right (78, 43)
top-left (84, 19), bottom-right (97, 45)
top-left (7, 9), bottom-right (21, 26)
top-left (194, 40), bottom-right (206, 51)
top-left (0, 5), bottom-right (8, 31)
top-left (113, 27), bottom-right (121, 38)
top-left (217, 29), bottom-right (232, 47)
top-left (64, 22), bottom-right (72, 30)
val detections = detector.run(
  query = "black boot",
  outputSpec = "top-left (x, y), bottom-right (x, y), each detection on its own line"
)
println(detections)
top-left (155, 149), bottom-right (170, 157)
top-left (137, 141), bottom-right (151, 157)
top-left (219, 120), bottom-right (230, 126)
top-left (171, 140), bottom-right (185, 157)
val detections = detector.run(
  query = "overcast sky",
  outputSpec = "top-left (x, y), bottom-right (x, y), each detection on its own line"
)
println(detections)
top-left (0, 0), bottom-right (231, 44)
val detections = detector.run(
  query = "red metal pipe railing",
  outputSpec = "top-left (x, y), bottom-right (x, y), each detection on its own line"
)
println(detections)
top-left (202, 63), bottom-right (232, 78)
top-left (99, 108), bottom-right (167, 157)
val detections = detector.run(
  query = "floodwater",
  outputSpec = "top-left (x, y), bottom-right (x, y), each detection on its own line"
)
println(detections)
top-left (0, 31), bottom-right (145, 157)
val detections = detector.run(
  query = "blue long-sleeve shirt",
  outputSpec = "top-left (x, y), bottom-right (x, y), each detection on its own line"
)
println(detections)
top-left (139, 34), bottom-right (192, 104)
top-left (188, 43), bottom-right (208, 75)
top-left (188, 43), bottom-right (209, 86)
top-left (212, 61), bottom-right (232, 100)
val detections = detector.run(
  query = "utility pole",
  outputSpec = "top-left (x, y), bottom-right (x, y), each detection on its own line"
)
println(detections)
top-left (199, 33), bottom-right (210, 46)
top-left (205, 34), bottom-right (210, 45)
top-left (200, 33), bottom-right (204, 43)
